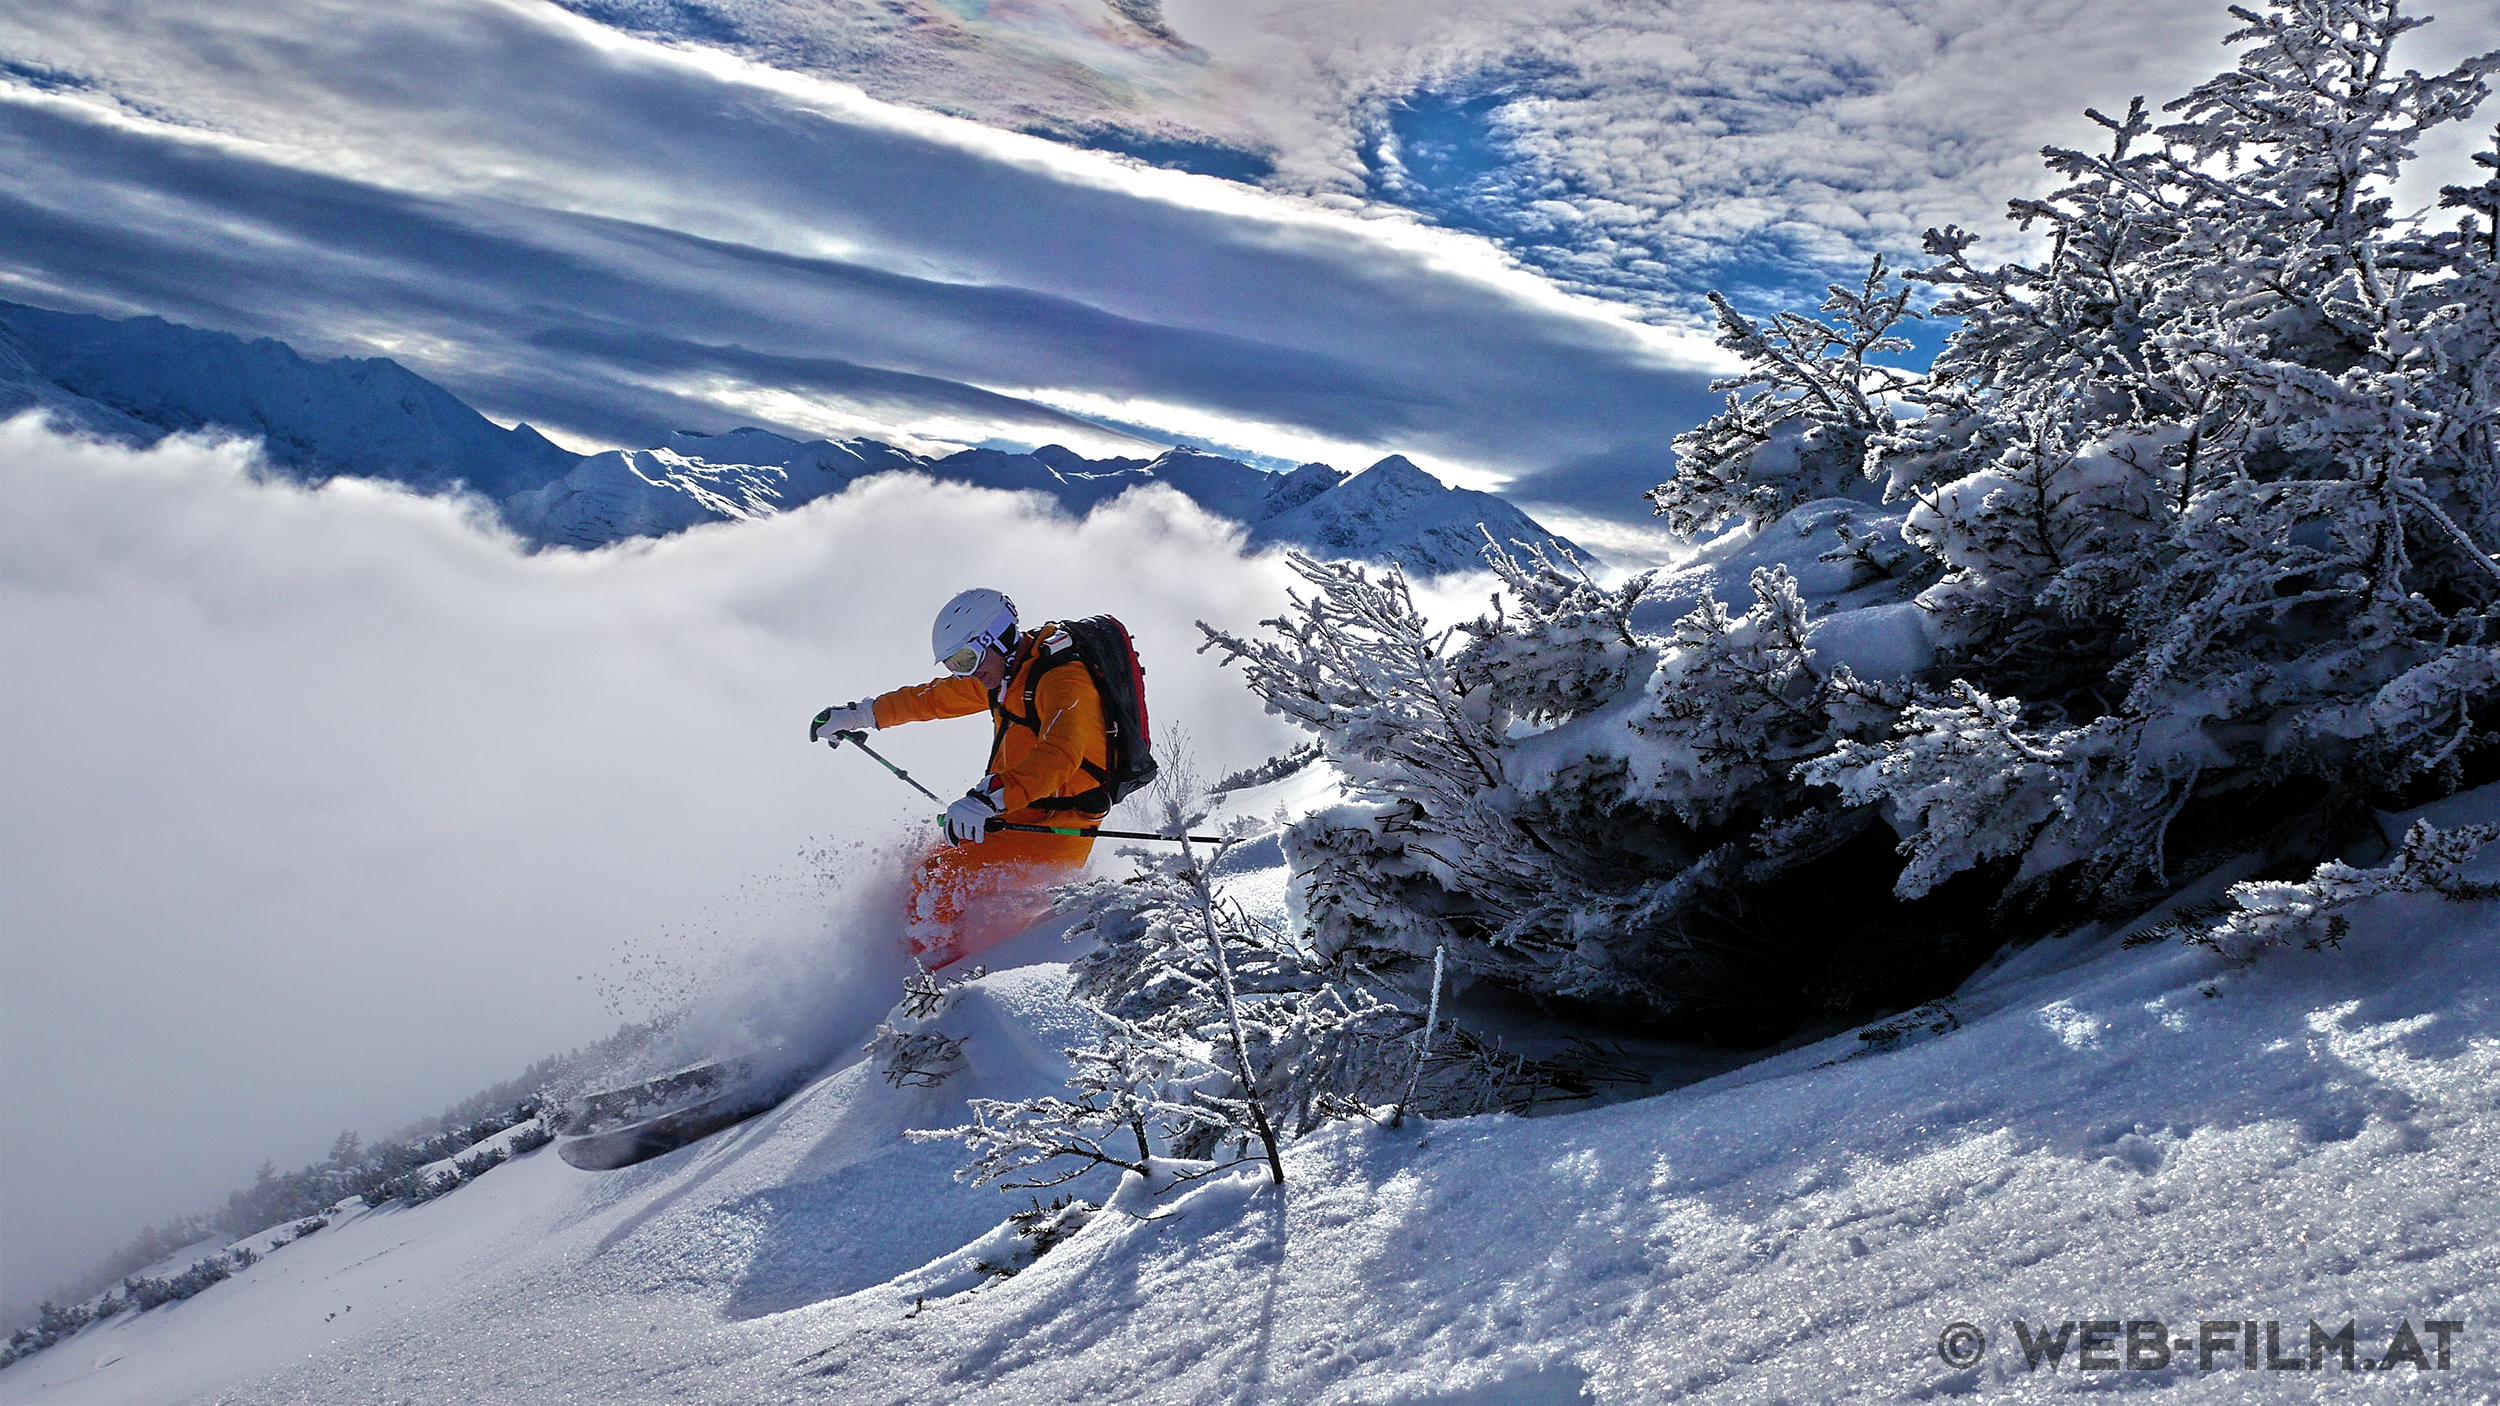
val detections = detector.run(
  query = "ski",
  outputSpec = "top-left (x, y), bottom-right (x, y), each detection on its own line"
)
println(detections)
top-left (549, 1059), bottom-right (754, 1137)
top-left (555, 1066), bottom-right (815, 1171)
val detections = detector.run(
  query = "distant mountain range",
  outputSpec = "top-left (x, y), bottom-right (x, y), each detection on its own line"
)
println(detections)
top-left (1, 300), bottom-right (1584, 575)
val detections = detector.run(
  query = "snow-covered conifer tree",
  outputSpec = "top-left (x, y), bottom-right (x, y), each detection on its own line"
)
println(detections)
top-left (1648, 262), bottom-right (1924, 536)
top-left (1207, 543), bottom-right (1939, 1024)
top-left (923, 846), bottom-right (1612, 1194)
top-left (2194, 818), bottom-right (2497, 956)
top-left (1688, 0), bottom-right (2499, 911)
top-left (1227, 0), bottom-right (2494, 1035)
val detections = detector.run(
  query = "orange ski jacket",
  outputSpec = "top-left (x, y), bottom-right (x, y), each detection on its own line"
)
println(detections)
top-left (869, 623), bottom-right (1111, 819)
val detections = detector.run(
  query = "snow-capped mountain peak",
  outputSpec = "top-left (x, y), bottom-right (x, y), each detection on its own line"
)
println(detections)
top-left (1247, 453), bottom-right (1583, 573)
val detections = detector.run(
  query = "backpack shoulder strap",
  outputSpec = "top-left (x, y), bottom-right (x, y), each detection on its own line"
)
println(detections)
top-left (1017, 630), bottom-right (1080, 723)
top-left (989, 627), bottom-right (1111, 811)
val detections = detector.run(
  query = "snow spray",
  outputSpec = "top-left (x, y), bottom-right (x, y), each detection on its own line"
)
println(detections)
top-left (609, 839), bottom-right (921, 1092)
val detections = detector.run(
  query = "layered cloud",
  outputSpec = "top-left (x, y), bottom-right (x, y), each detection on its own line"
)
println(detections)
top-left (0, 414), bottom-right (1303, 1307)
top-left (0, 0), bottom-right (1729, 517)
top-left (8, 0), bottom-right (2484, 528)
top-left (1175, 0), bottom-right (2253, 301)
top-left (533, 0), bottom-right (2497, 314)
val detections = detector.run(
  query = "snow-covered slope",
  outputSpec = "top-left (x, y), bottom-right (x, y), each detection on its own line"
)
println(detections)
top-left (0, 302), bottom-right (582, 499)
top-left (7, 784), bottom-right (2492, 1404)
top-left (4, 301), bottom-right (1587, 572)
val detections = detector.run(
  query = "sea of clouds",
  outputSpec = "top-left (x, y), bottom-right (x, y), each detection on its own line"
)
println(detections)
top-left (0, 413), bottom-right (1310, 1307)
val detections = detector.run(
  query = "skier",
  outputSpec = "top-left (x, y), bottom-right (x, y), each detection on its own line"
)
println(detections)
top-left (809, 589), bottom-right (1114, 964)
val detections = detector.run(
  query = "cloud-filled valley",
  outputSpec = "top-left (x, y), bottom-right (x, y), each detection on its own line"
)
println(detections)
top-left (0, 415), bottom-right (1305, 1306)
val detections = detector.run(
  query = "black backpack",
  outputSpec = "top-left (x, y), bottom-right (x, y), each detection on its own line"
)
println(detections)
top-left (998, 615), bottom-right (1159, 814)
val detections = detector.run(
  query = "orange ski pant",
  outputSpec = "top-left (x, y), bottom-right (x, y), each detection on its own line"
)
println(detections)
top-left (903, 819), bottom-right (1096, 966)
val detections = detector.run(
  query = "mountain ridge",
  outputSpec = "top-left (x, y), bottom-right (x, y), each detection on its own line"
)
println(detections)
top-left (1, 299), bottom-right (1586, 575)
top-left (0, 302), bottom-right (581, 500)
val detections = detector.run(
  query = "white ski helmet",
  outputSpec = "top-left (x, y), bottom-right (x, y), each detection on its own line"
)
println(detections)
top-left (931, 588), bottom-right (1018, 672)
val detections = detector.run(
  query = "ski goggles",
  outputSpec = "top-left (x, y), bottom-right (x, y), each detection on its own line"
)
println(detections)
top-left (942, 635), bottom-right (1000, 676)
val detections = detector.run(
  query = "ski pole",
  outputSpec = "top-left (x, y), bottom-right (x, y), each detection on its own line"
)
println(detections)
top-left (826, 729), bottom-right (944, 805)
top-left (988, 820), bottom-right (1231, 844)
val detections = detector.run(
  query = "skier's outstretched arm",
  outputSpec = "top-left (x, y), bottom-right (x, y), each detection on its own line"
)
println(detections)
top-left (870, 675), bottom-right (992, 726)
top-left (810, 675), bottom-right (987, 742)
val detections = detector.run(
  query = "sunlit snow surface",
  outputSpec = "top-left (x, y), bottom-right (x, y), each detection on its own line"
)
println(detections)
top-left (4, 788), bottom-right (2494, 1403)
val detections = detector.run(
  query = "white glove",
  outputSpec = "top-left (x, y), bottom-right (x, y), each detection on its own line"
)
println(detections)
top-left (943, 781), bottom-right (1004, 845)
top-left (810, 701), bottom-right (875, 742)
